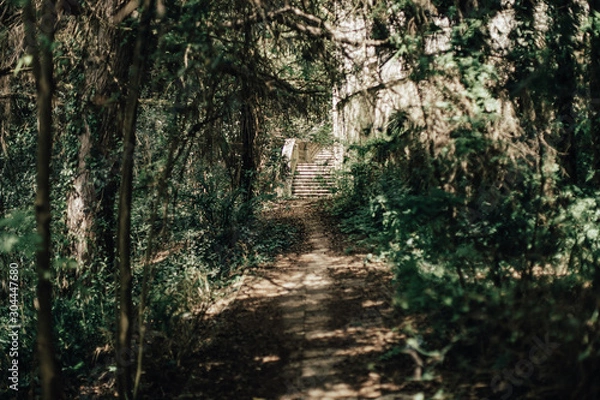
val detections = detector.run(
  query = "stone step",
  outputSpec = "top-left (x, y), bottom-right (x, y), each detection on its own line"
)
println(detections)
top-left (295, 172), bottom-right (333, 177)
top-left (296, 171), bottom-right (333, 175)
top-left (294, 178), bottom-right (332, 181)
top-left (295, 167), bottom-right (334, 172)
top-left (294, 177), bottom-right (332, 181)
top-left (295, 171), bottom-right (333, 175)
top-left (293, 179), bottom-right (333, 184)
top-left (292, 190), bottom-right (331, 197)
top-left (292, 187), bottom-right (330, 191)
top-left (292, 193), bottom-right (330, 198)
top-left (292, 183), bottom-right (333, 196)
top-left (312, 156), bottom-right (334, 160)
top-left (301, 160), bottom-right (333, 164)
top-left (313, 157), bottom-right (333, 161)
top-left (292, 184), bottom-right (331, 190)
top-left (312, 161), bottom-right (333, 166)
top-left (298, 159), bottom-right (332, 162)
top-left (293, 179), bottom-right (332, 184)
top-left (296, 166), bottom-right (333, 171)
top-left (294, 172), bottom-right (333, 178)
top-left (292, 182), bottom-right (331, 187)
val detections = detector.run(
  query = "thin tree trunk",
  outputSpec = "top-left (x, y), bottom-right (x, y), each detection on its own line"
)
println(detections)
top-left (552, 0), bottom-right (579, 183)
top-left (23, 0), bottom-right (64, 398)
top-left (589, 14), bottom-right (600, 395)
top-left (590, 0), bottom-right (600, 189)
top-left (0, 74), bottom-right (9, 218)
top-left (86, 0), bottom-right (132, 272)
top-left (239, 23), bottom-right (259, 202)
top-left (134, 131), bottom-right (181, 398)
top-left (115, 1), bottom-right (154, 398)
top-left (240, 97), bottom-right (258, 201)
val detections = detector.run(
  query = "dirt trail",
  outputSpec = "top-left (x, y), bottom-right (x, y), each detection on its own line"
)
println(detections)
top-left (171, 200), bottom-right (407, 399)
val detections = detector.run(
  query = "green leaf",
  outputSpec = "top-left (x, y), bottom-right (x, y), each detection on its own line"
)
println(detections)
top-left (0, 234), bottom-right (19, 252)
top-left (14, 54), bottom-right (33, 76)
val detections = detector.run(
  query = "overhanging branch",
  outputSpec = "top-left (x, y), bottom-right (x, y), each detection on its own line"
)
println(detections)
top-left (221, 5), bottom-right (389, 48)
top-left (335, 77), bottom-right (410, 110)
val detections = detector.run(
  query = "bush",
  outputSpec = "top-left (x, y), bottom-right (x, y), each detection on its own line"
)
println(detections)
top-left (328, 109), bottom-right (600, 398)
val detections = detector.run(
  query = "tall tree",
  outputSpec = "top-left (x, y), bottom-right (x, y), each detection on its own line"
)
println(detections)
top-left (239, 21), bottom-right (259, 201)
top-left (590, 0), bottom-right (600, 188)
top-left (23, 0), bottom-right (64, 398)
top-left (92, 1), bottom-right (135, 272)
top-left (550, 0), bottom-right (580, 183)
top-left (65, 0), bottom-right (134, 272)
top-left (115, 0), bottom-right (156, 397)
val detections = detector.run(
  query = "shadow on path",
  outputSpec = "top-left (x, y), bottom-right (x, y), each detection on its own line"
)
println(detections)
top-left (147, 201), bottom-right (414, 400)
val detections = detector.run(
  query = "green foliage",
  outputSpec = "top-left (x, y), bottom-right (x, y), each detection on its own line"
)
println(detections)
top-left (0, 209), bottom-right (38, 255)
top-left (0, 112), bottom-right (37, 215)
top-left (167, 166), bottom-right (257, 276)
top-left (329, 34), bottom-right (600, 390)
top-left (53, 277), bottom-right (114, 374)
top-left (331, 141), bottom-right (600, 395)
top-left (309, 122), bottom-right (335, 146)
top-left (558, 192), bottom-right (600, 278)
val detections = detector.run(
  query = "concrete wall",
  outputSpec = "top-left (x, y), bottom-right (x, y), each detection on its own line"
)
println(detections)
top-left (330, 3), bottom-right (517, 148)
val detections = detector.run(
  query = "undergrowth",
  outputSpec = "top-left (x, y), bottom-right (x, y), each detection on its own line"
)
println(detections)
top-left (326, 110), bottom-right (600, 399)
top-left (0, 174), bottom-right (302, 398)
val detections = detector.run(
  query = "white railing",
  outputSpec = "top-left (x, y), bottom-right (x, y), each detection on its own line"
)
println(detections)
top-left (280, 138), bottom-right (299, 196)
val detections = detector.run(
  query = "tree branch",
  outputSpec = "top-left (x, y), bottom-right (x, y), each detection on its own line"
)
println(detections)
top-left (221, 6), bottom-right (389, 47)
top-left (335, 77), bottom-right (411, 110)
top-left (0, 66), bottom-right (33, 77)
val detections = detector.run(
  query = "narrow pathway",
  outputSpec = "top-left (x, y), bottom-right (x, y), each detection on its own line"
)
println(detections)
top-left (278, 214), bottom-right (393, 400)
top-left (172, 201), bottom-right (405, 399)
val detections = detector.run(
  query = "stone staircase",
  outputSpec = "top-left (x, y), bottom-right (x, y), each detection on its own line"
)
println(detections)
top-left (292, 148), bottom-right (335, 197)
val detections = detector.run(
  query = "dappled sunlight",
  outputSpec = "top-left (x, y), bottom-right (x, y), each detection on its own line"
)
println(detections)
top-left (255, 355), bottom-right (281, 363)
top-left (162, 201), bottom-right (416, 399)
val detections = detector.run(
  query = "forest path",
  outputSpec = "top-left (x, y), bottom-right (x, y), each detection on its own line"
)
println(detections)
top-left (171, 200), bottom-right (406, 400)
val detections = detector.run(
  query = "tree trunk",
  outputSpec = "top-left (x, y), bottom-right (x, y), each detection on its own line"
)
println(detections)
top-left (0, 74), bottom-right (10, 218)
top-left (115, 1), bottom-right (154, 398)
top-left (552, 0), bottom-right (579, 183)
top-left (590, 0), bottom-right (600, 188)
top-left (66, 0), bottom-right (131, 269)
top-left (71, 1), bottom-right (132, 272)
top-left (589, 8), bottom-right (600, 381)
top-left (66, 123), bottom-right (94, 266)
top-left (23, 0), bottom-right (64, 398)
top-left (240, 96), bottom-right (258, 201)
top-left (239, 23), bottom-right (259, 202)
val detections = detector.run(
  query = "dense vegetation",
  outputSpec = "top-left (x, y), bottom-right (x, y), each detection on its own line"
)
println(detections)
top-left (1, 0), bottom-right (328, 398)
top-left (329, 0), bottom-right (600, 398)
top-left (1, 0), bottom-right (600, 399)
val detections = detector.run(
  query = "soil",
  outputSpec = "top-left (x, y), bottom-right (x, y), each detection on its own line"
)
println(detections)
top-left (142, 200), bottom-right (427, 400)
